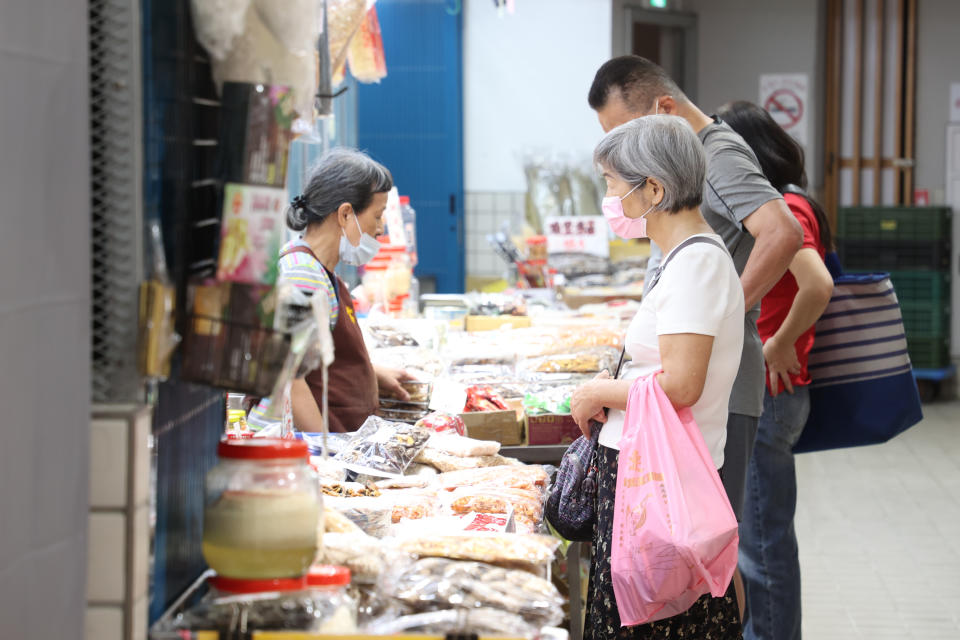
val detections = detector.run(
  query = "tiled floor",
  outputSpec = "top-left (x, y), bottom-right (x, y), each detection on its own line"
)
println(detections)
top-left (796, 399), bottom-right (960, 639)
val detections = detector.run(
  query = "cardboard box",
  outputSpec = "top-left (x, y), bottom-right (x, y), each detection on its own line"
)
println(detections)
top-left (526, 413), bottom-right (581, 445)
top-left (465, 315), bottom-right (532, 332)
top-left (461, 410), bottom-right (524, 446)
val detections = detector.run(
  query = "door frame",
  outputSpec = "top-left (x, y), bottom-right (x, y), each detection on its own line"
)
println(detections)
top-left (613, 4), bottom-right (699, 103)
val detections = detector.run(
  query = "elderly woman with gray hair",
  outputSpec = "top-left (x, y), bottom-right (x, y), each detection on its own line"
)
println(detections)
top-left (248, 147), bottom-right (415, 433)
top-left (571, 115), bottom-right (745, 639)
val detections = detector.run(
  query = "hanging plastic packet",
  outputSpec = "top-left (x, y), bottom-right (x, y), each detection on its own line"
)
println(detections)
top-left (138, 221), bottom-right (181, 381)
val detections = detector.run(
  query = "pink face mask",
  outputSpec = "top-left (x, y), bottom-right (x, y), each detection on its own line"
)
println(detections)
top-left (602, 183), bottom-right (655, 239)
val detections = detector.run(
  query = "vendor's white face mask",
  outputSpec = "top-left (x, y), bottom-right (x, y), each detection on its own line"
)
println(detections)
top-left (339, 214), bottom-right (380, 266)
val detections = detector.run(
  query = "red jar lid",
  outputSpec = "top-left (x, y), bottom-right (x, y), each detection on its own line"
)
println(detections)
top-left (307, 565), bottom-right (351, 587)
top-left (399, 196), bottom-right (410, 205)
top-left (209, 574), bottom-right (308, 594)
top-left (526, 235), bottom-right (547, 245)
top-left (217, 438), bottom-right (309, 460)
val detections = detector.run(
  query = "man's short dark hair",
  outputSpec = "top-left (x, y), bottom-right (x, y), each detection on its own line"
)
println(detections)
top-left (588, 55), bottom-right (685, 112)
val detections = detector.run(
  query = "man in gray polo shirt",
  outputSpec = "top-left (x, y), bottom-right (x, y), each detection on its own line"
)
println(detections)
top-left (587, 56), bottom-right (802, 526)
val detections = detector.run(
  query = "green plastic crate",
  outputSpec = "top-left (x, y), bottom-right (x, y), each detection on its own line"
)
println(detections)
top-left (889, 271), bottom-right (951, 338)
top-left (907, 335), bottom-right (952, 369)
top-left (837, 206), bottom-right (951, 242)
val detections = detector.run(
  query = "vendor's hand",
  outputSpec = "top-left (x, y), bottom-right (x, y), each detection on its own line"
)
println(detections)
top-left (763, 335), bottom-right (800, 396)
top-left (375, 365), bottom-right (415, 401)
top-left (571, 371), bottom-right (610, 438)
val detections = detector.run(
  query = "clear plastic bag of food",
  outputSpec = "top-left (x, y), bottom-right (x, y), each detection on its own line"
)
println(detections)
top-left (320, 531), bottom-right (384, 584)
top-left (366, 322), bottom-right (419, 347)
top-left (415, 449), bottom-right (509, 473)
top-left (371, 346), bottom-right (446, 379)
top-left (444, 487), bottom-right (544, 526)
top-left (437, 465), bottom-right (550, 496)
top-left (379, 557), bottom-right (565, 628)
top-left (395, 533), bottom-right (560, 575)
top-left (311, 457), bottom-right (348, 485)
top-left (415, 411), bottom-right (466, 436)
top-left (387, 489), bottom-right (439, 524)
top-left (324, 495), bottom-right (394, 538)
top-left (321, 482), bottom-right (381, 499)
top-left (444, 333), bottom-right (518, 368)
top-left (520, 346), bottom-right (620, 375)
top-left (366, 608), bottom-right (537, 637)
top-left (426, 433), bottom-right (501, 458)
top-left (522, 384), bottom-right (577, 416)
top-left (391, 511), bottom-right (515, 537)
top-left (463, 385), bottom-right (511, 413)
top-left (336, 416), bottom-right (432, 477)
top-left (323, 507), bottom-right (363, 535)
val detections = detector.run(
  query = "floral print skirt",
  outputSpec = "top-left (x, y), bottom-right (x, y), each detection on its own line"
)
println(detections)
top-left (584, 445), bottom-right (743, 640)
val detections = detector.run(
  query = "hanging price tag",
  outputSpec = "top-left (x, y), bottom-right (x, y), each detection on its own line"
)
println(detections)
top-left (544, 216), bottom-right (610, 257)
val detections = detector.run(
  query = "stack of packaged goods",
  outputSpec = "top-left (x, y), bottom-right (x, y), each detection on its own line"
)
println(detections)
top-left (156, 294), bottom-right (646, 638)
top-left (152, 412), bottom-right (566, 639)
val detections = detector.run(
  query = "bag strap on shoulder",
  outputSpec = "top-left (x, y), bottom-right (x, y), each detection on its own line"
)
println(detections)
top-left (646, 235), bottom-right (726, 293)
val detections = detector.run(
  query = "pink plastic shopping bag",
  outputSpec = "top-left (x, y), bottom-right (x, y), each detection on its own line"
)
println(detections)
top-left (611, 373), bottom-right (739, 626)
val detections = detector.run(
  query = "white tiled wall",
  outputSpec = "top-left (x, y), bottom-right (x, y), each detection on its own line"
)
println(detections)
top-left (464, 190), bottom-right (526, 278)
top-left (86, 405), bottom-right (153, 640)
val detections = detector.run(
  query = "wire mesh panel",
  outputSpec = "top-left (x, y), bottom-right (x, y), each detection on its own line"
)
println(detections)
top-left (142, 0), bottom-right (229, 623)
top-left (90, 0), bottom-right (144, 403)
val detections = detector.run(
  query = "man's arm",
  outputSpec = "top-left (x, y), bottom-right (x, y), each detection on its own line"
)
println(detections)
top-left (740, 198), bottom-right (803, 309)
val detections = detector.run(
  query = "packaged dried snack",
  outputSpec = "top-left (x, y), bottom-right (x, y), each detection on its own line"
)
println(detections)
top-left (390, 511), bottom-right (515, 538)
top-left (395, 534), bottom-right (560, 574)
top-left (513, 514), bottom-right (540, 535)
top-left (463, 386), bottom-right (510, 413)
top-left (366, 608), bottom-right (537, 637)
top-left (335, 416), bottom-right (432, 477)
top-left (310, 457), bottom-right (348, 485)
top-left (522, 384), bottom-right (576, 416)
top-left (414, 449), bottom-right (505, 473)
top-left (415, 412), bottom-right (466, 436)
top-left (323, 507), bottom-right (363, 535)
top-left (446, 487), bottom-right (544, 522)
top-left (366, 323), bottom-right (419, 347)
top-left (321, 482), bottom-right (381, 498)
top-left (320, 532), bottom-right (384, 584)
top-left (324, 495), bottom-right (395, 538)
top-left (371, 346), bottom-right (446, 379)
top-left (522, 346), bottom-right (620, 375)
top-left (426, 433), bottom-right (501, 458)
top-left (373, 475), bottom-right (436, 491)
top-left (379, 557), bottom-right (565, 628)
top-left (437, 465), bottom-right (550, 495)
top-left (387, 490), bottom-right (439, 524)
top-left (400, 381), bottom-right (432, 403)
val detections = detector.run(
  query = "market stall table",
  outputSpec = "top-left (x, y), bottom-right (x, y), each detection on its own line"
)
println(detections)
top-left (502, 445), bottom-right (586, 640)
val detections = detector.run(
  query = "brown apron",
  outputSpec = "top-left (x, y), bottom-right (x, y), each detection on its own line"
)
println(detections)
top-left (280, 245), bottom-right (379, 432)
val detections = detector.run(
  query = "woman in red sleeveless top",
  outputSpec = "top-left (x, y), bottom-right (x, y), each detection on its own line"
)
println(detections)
top-left (717, 101), bottom-right (835, 640)
top-left (274, 148), bottom-right (414, 432)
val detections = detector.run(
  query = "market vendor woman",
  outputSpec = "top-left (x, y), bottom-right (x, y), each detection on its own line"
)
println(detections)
top-left (251, 148), bottom-right (414, 432)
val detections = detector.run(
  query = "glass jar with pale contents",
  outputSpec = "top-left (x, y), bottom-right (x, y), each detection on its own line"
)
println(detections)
top-left (203, 438), bottom-right (320, 579)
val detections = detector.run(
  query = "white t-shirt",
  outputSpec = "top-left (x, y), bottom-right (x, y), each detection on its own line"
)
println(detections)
top-left (598, 233), bottom-right (745, 469)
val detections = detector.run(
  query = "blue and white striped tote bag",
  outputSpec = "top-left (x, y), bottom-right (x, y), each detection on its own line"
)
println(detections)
top-left (795, 271), bottom-right (923, 453)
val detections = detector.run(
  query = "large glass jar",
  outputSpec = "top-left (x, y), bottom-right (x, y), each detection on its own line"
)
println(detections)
top-left (203, 439), bottom-right (320, 579)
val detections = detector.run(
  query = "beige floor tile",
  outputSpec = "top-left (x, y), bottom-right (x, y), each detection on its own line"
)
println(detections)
top-left (796, 400), bottom-right (960, 635)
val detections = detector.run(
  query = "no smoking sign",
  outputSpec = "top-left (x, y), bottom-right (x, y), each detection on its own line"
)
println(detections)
top-left (759, 74), bottom-right (809, 146)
